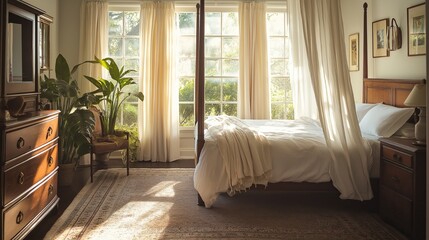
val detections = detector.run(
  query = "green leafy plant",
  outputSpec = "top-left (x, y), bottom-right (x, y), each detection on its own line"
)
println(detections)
top-left (116, 123), bottom-right (140, 162)
top-left (84, 57), bottom-right (144, 136)
top-left (40, 54), bottom-right (96, 166)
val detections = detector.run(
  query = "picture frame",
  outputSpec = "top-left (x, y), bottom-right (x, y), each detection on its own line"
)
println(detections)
top-left (349, 33), bottom-right (359, 71)
top-left (407, 3), bottom-right (426, 56)
top-left (372, 18), bottom-right (389, 58)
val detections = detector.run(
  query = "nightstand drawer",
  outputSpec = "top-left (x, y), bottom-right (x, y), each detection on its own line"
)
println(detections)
top-left (380, 160), bottom-right (413, 199)
top-left (382, 145), bottom-right (413, 169)
top-left (379, 185), bottom-right (412, 236)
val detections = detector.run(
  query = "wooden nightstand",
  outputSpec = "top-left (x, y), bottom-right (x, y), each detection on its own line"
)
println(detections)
top-left (379, 137), bottom-right (426, 240)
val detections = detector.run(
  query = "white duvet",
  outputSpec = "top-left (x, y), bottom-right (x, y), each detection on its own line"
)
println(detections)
top-left (194, 116), bottom-right (380, 208)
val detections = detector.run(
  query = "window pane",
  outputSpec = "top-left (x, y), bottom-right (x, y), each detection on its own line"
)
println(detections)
top-left (205, 103), bottom-right (221, 116)
top-left (271, 103), bottom-right (285, 119)
top-left (222, 37), bottom-right (239, 58)
top-left (109, 11), bottom-right (123, 35)
top-left (109, 38), bottom-right (123, 57)
top-left (271, 77), bottom-right (286, 102)
top-left (223, 78), bottom-right (237, 101)
top-left (270, 59), bottom-right (286, 76)
top-left (125, 38), bottom-right (139, 57)
top-left (269, 37), bottom-right (285, 58)
top-left (179, 36), bottom-right (196, 58)
top-left (124, 12), bottom-right (140, 36)
top-left (267, 12), bottom-right (284, 36)
top-left (122, 103), bottom-right (138, 125)
top-left (205, 59), bottom-right (221, 76)
top-left (205, 12), bottom-right (221, 35)
top-left (178, 13), bottom-right (196, 35)
top-left (125, 59), bottom-right (139, 76)
top-left (125, 84), bottom-right (139, 102)
top-left (205, 37), bottom-right (221, 58)
top-left (178, 58), bottom-right (195, 76)
top-left (222, 59), bottom-right (239, 76)
top-left (179, 104), bottom-right (194, 126)
top-left (222, 12), bottom-right (238, 35)
top-left (223, 104), bottom-right (237, 116)
top-left (179, 77), bottom-right (194, 102)
top-left (205, 78), bottom-right (221, 101)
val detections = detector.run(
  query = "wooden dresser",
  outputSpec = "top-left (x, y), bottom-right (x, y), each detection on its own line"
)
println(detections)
top-left (1, 110), bottom-right (60, 240)
top-left (379, 137), bottom-right (426, 240)
top-left (0, 1), bottom-right (60, 239)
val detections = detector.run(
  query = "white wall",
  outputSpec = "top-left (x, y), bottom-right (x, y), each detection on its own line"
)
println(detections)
top-left (342, 0), bottom-right (426, 102)
top-left (58, 0), bottom-right (82, 67)
top-left (24, 0), bottom-right (59, 71)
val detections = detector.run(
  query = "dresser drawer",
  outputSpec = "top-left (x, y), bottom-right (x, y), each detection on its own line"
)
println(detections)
top-left (5, 116), bottom-right (58, 161)
top-left (382, 145), bottom-right (413, 169)
top-left (4, 144), bottom-right (58, 206)
top-left (379, 185), bottom-right (413, 236)
top-left (3, 172), bottom-right (58, 240)
top-left (380, 160), bottom-right (413, 199)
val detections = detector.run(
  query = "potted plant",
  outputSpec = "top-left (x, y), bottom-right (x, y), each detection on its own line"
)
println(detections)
top-left (84, 57), bottom-right (144, 161)
top-left (40, 54), bottom-right (96, 185)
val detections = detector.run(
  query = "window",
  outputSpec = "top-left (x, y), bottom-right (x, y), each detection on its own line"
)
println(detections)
top-left (107, 7), bottom-right (140, 126)
top-left (267, 12), bottom-right (293, 119)
top-left (176, 10), bottom-right (239, 127)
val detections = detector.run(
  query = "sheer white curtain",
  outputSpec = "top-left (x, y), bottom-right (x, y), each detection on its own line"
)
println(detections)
top-left (78, 0), bottom-right (107, 93)
top-left (288, 0), bottom-right (373, 200)
top-left (238, 2), bottom-right (270, 119)
top-left (138, 1), bottom-right (180, 162)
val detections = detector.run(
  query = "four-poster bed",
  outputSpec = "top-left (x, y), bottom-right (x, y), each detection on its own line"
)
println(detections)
top-left (193, 1), bottom-right (424, 207)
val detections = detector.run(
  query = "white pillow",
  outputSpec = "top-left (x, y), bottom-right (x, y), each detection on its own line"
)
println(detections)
top-left (355, 103), bottom-right (377, 122)
top-left (393, 123), bottom-right (415, 139)
top-left (359, 104), bottom-right (415, 137)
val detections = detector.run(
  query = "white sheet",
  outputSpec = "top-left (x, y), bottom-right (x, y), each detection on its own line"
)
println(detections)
top-left (194, 117), bottom-right (380, 208)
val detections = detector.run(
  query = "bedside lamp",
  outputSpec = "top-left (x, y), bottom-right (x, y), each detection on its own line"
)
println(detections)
top-left (404, 84), bottom-right (426, 145)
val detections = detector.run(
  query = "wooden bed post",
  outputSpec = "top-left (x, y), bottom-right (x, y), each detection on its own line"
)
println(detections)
top-left (363, 2), bottom-right (368, 80)
top-left (195, 0), bottom-right (205, 206)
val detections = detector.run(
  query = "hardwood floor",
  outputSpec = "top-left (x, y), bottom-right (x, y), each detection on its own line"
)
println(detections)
top-left (24, 159), bottom-right (195, 240)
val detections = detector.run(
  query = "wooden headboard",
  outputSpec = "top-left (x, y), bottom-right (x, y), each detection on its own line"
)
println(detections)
top-left (363, 78), bottom-right (425, 107)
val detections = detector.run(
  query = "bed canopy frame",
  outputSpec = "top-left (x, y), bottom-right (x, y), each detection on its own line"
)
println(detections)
top-left (194, 1), bottom-right (424, 206)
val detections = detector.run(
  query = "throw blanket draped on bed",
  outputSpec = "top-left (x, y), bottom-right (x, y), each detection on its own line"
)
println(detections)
top-left (205, 116), bottom-right (272, 201)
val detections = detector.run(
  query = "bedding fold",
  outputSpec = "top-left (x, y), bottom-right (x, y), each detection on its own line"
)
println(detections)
top-left (200, 116), bottom-right (272, 207)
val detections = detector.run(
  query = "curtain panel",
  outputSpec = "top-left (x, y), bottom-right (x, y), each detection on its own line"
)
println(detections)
top-left (288, 0), bottom-right (373, 200)
top-left (139, 1), bottom-right (180, 162)
top-left (78, 0), bottom-right (107, 93)
top-left (238, 2), bottom-right (270, 119)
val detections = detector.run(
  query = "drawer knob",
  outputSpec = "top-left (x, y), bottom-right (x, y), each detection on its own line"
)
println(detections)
top-left (46, 126), bottom-right (53, 139)
top-left (48, 156), bottom-right (54, 167)
top-left (393, 153), bottom-right (402, 162)
top-left (17, 172), bottom-right (25, 185)
top-left (16, 211), bottom-right (24, 224)
top-left (48, 184), bottom-right (54, 196)
top-left (16, 137), bottom-right (25, 149)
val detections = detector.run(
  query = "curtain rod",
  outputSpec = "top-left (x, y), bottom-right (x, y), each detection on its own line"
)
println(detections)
top-left (106, 0), bottom-right (287, 5)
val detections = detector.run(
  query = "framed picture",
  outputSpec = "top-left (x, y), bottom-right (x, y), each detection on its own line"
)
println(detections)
top-left (349, 33), bottom-right (359, 71)
top-left (372, 18), bottom-right (389, 58)
top-left (407, 3), bottom-right (426, 56)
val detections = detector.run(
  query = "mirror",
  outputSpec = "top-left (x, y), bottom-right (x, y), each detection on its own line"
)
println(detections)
top-left (39, 14), bottom-right (53, 76)
top-left (7, 11), bottom-right (34, 83)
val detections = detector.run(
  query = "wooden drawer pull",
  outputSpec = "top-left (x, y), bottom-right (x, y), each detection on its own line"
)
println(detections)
top-left (17, 172), bottom-right (25, 185)
top-left (48, 156), bottom-right (54, 167)
top-left (16, 211), bottom-right (24, 224)
top-left (46, 126), bottom-right (53, 139)
top-left (393, 153), bottom-right (402, 162)
top-left (48, 184), bottom-right (54, 196)
top-left (391, 176), bottom-right (400, 183)
top-left (16, 137), bottom-right (25, 149)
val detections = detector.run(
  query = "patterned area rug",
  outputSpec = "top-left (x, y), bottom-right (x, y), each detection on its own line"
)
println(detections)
top-left (45, 168), bottom-right (407, 240)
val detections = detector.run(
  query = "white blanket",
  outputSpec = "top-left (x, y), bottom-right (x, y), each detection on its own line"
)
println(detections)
top-left (198, 116), bottom-right (272, 207)
top-left (194, 116), bottom-right (379, 208)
